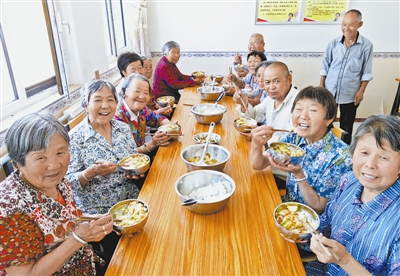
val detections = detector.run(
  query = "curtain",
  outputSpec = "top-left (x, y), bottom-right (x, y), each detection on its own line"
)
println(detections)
top-left (130, 0), bottom-right (150, 57)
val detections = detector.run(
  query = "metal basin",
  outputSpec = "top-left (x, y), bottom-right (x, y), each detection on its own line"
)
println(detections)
top-left (197, 86), bottom-right (224, 101)
top-left (180, 144), bottom-right (230, 172)
top-left (190, 104), bottom-right (226, 125)
top-left (175, 170), bottom-right (235, 215)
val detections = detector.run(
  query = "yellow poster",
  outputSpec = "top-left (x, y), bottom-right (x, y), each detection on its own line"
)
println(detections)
top-left (257, 0), bottom-right (301, 23)
top-left (303, 0), bottom-right (349, 22)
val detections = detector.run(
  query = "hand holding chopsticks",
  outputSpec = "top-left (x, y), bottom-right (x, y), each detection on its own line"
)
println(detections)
top-left (303, 219), bottom-right (341, 261)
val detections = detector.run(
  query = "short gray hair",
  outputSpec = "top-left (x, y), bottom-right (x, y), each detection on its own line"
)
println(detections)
top-left (5, 113), bottom-right (69, 166)
top-left (346, 9), bottom-right (362, 22)
top-left (162, 41), bottom-right (180, 56)
top-left (81, 79), bottom-right (117, 108)
top-left (119, 73), bottom-right (152, 99)
top-left (350, 115), bottom-right (400, 155)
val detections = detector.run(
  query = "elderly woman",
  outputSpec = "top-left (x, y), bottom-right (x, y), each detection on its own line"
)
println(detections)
top-left (228, 51), bottom-right (267, 101)
top-left (115, 73), bottom-right (176, 153)
top-left (0, 113), bottom-right (114, 275)
top-left (305, 115), bottom-right (400, 275)
top-left (153, 40), bottom-right (203, 102)
top-left (141, 55), bottom-right (153, 80)
top-left (251, 86), bottom-right (352, 214)
top-left (66, 79), bottom-right (141, 267)
top-left (116, 52), bottom-right (172, 116)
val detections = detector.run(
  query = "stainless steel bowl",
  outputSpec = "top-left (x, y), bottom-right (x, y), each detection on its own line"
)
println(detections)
top-left (273, 202), bottom-right (319, 243)
top-left (109, 199), bottom-right (149, 235)
top-left (120, 154), bottom-right (151, 176)
top-left (175, 170), bottom-right (236, 215)
top-left (156, 96), bottom-right (175, 107)
top-left (210, 74), bottom-right (224, 83)
top-left (197, 86), bottom-right (225, 101)
top-left (192, 71), bottom-right (205, 79)
top-left (233, 117), bottom-right (258, 133)
top-left (181, 144), bottom-right (230, 172)
top-left (190, 104), bottom-right (226, 125)
top-left (268, 142), bottom-right (305, 166)
top-left (241, 88), bottom-right (260, 98)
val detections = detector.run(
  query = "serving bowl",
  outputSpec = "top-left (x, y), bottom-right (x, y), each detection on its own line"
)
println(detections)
top-left (233, 117), bottom-right (258, 133)
top-left (210, 74), bottom-right (224, 83)
top-left (193, 132), bottom-right (221, 144)
top-left (197, 86), bottom-right (225, 101)
top-left (109, 199), bottom-right (149, 235)
top-left (175, 170), bottom-right (235, 215)
top-left (273, 202), bottom-right (319, 243)
top-left (268, 142), bottom-right (305, 166)
top-left (180, 144), bottom-right (230, 172)
top-left (190, 104), bottom-right (226, 125)
top-left (157, 96), bottom-right (175, 107)
top-left (192, 71), bottom-right (205, 80)
top-left (241, 88), bottom-right (260, 98)
top-left (120, 154), bottom-right (151, 176)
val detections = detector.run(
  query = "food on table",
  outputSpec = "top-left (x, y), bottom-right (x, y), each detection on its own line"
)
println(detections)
top-left (275, 204), bottom-right (315, 234)
top-left (188, 153), bottom-right (219, 165)
top-left (270, 143), bottom-right (304, 157)
top-left (187, 179), bottom-right (228, 203)
top-left (113, 201), bottom-right (148, 227)
top-left (194, 133), bottom-right (220, 144)
top-left (120, 154), bottom-right (150, 169)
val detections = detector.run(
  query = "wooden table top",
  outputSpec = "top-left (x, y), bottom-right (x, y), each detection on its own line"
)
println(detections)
top-left (106, 87), bottom-right (305, 276)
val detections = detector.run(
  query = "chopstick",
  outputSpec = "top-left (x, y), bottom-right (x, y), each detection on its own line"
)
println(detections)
top-left (183, 103), bottom-right (194, 106)
top-left (74, 216), bottom-right (122, 223)
top-left (93, 161), bottom-right (129, 167)
top-left (74, 216), bottom-right (99, 222)
top-left (303, 219), bottom-right (340, 261)
top-left (271, 128), bottom-right (290, 133)
top-left (145, 133), bottom-right (184, 137)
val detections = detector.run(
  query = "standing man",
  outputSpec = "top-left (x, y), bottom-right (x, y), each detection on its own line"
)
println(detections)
top-left (320, 9), bottom-right (373, 141)
top-left (234, 33), bottom-right (276, 77)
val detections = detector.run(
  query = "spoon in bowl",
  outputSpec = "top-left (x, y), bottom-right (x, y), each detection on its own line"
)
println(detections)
top-left (196, 122), bottom-right (215, 165)
top-left (207, 91), bottom-right (225, 115)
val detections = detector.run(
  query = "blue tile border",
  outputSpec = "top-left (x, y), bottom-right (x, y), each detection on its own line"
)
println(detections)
top-left (151, 51), bottom-right (399, 59)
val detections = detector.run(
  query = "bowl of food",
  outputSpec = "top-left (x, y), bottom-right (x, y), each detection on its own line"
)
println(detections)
top-left (197, 86), bottom-right (224, 101)
top-left (221, 83), bottom-right (233, 92)
top-left (109, 199), bottom-right (149, 235)
top-left (190, 104), bottom-right (226, 125)
top-left (233, 117), bottom-right (258, 133)
top-left (175, 170), bottom-right (235, 215)
top-left (268, 142), bottom-right (305, 166)
top-left (158, 123), bottom-right (182, 140)
top-left (273, 202), bottom-right (319, 243)
top-left (193, 132), bottom-right (221, 144)
top-left (180, 144), bottom-right (230, 172)
top-left (120, 153), bottom-right (151, 176)
top-left (210, 74), bottom-right (224, 83)
top-left (234, 64), bottom-right (246, 71)
top-left (241, 88), bottom-right (260, 98)
top-left (156, 96), bottom-right (175, 108)
top-left (192, 71), bottom-right (205, 80)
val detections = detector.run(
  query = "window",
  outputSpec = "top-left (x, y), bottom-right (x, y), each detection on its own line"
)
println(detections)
top-left (102, 0), bottom-right (128, 59)
top-left (1, 0), bottom-right (67, 119)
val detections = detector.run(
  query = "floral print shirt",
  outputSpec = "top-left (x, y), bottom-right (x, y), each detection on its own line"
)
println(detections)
top-left (0, 171), bottom-right (99, 275)
top-left (306, 172), bottom-right (400, 275)
top-left (66, 118), bottom-right (140, 214)
top-left (114, 100), bottom-right (167, 146)
top-left (153, 56), bottom-right (195, 102)
top-left (280, 130), bottom-right (352, 204)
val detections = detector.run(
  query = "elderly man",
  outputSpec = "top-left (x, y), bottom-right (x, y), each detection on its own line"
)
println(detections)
top-left (320, 9), bottom-right (373, 141)
top-left (234, 33), bottom-right (276, 77)
top-left (233, 61), bottom-right (299, 189)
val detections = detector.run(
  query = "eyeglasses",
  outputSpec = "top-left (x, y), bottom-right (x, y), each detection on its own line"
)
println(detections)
top-left (248, 42), bottom-right (261, 47)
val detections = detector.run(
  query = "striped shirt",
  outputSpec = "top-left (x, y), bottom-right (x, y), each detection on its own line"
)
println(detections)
top-left (306, 172), bottom-right (400, 275)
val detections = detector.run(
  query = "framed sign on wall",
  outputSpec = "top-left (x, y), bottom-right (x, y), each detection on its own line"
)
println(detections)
top-left (256, 0), bottom-right (351, 24)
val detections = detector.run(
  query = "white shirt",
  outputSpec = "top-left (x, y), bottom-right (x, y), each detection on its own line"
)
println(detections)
top-left (237, 86), bottom-right (299, 134)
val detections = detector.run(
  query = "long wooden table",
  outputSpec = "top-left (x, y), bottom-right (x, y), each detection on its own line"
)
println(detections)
top-left (106, 87), bottom-right (305, 275)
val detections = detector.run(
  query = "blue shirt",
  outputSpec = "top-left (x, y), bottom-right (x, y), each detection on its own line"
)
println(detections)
top-left (320, 33), bottom-right (373, 104)
top-left (66, 118), bottom-right (140, 214)
top-left (306, 172), bottom-right (400, 276)
top-left (280, 131), bottom-right (352, 204)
